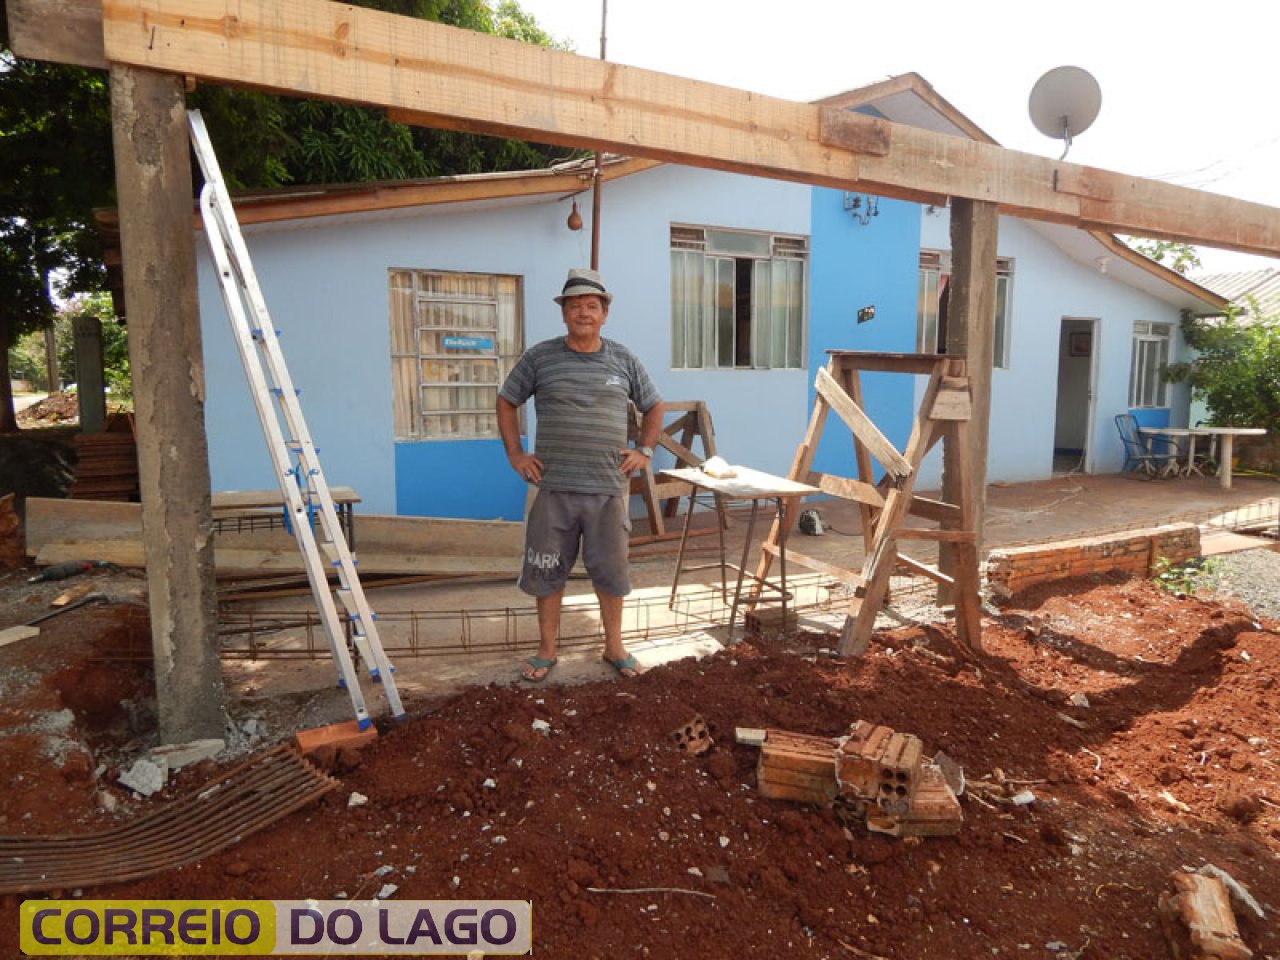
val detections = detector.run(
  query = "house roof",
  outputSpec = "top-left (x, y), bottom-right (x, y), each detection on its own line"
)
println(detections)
top-left (95, 73), bottom-right (1227, 317)
top-left (1194, 268), bottom-right (1280, 319)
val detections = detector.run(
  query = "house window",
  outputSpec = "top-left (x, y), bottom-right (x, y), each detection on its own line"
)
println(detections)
top-left (670, 225), bottom-right (807, 370)
top-left (917, 251), bottom-right (1013, 368)
top-left (388, 270), bottom-right (523, 440)
top-left (1128, 321), bottom-right (1172, 408)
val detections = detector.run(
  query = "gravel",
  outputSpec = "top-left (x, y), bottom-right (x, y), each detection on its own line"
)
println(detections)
top-left (1208, 547), bottom-right (1280, 623)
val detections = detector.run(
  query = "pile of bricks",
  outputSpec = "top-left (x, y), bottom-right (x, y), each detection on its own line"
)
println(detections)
top-left (985, 522), bottom-right (1200, 600)
top-left (753, 721), bottom-right (962, 837)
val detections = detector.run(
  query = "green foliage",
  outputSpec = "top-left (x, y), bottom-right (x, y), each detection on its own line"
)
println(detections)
top-left (8, 293), bottom-right (130, 400)
top-left (1166, 308), bottom-right (1280, 431)
top-left (1151, 555), bottom-right (1218, 595)
top-left (1, 0), bottom-right (564, 425)
top-left (1124, 238), bottom-right (1202, 276)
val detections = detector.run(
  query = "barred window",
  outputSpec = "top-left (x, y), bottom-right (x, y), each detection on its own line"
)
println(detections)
top-left (670, 225), bottom-right (807, 370)
top-left (388, 270), bottom-right (523, 440)
top-left (917, 250), bottom-right (1013, 368)
top-left (1128, 321), bottom-right (1171, 408)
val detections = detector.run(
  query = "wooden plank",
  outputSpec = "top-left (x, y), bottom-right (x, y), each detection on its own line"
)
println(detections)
top-left (804, 472), bottom-right (885, 509)
top-left (761, 542), bottom-right (864, 586)
top-left (750, 381), bottom-right (831, 603)
top-left (829, 352), bottom-right (951, 375)
top-left (815, 367), bottom-right (912, 480)
top-left (840, 366), bottom-right (879, 552)
top-left (0, 625), bottom-right (40, 649)
top-left (895, 554), bottom-right (955, 587)
top-left (6, 0), bottom-right (106, 69)
top-left (818, 107), bottom-right (891, 156)
top-left (930, 386), bottom-right (972, 421)
top-left (36, 540), bottom-right (521, 576)
top-left (894, 528), bottom-right (975, 543)
top-left (908, 496), bottom-right (961, 525)
top-left (95, 0), bottom-right (1280, 256)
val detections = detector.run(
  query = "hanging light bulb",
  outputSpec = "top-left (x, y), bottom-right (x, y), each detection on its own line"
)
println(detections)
top-left (566, 198), bottom-right (583, 231)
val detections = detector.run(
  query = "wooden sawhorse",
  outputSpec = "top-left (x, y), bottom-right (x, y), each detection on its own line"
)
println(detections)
top-left (751, 352), bottom-right (981, 656)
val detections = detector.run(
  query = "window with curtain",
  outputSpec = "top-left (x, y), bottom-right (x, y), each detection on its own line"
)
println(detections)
top-left (917, 250), bottom-right (1013, 368)
top-left (670, 225), bottom-right (807, 370)
top-left (1128, 321), bottom-right (1171, 408)
top-left (388, 270), bottom-right (523, 440)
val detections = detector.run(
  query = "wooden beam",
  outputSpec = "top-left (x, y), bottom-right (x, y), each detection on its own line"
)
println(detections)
top-left (815, 367), bottom-right (912, 480)
top-left (761, 542), bottom-right (863, 587)
top-left (94, 0), bottom-right (1280, 256)
top-left (6, 0), bottom-right (106, 69)
top-left (908, 496), bottom-right (961, 525)
top-left (804, 471), bottom-right (886, 509)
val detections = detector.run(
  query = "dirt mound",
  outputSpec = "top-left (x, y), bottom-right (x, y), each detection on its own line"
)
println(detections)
top-left (0, 573), bottom-right (1277, 958)
top-left (16, 390), bottom-right (81, 426)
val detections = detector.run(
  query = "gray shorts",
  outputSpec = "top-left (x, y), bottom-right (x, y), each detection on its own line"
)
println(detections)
top-left (518, 489), bottom-right (632, 597)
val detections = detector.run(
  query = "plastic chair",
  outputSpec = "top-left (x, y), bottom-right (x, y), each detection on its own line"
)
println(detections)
top-left (1114, 414), bottom-right (1178, 478)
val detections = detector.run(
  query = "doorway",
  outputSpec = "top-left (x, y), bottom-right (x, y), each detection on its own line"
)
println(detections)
top-left (1053, 317), bottom-right (1099, 475)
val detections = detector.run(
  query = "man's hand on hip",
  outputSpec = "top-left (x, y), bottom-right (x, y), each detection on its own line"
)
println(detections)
top-left (619, 447), bottom-right (651, 477)
top-left (509, 451), bottom-right (544, 483)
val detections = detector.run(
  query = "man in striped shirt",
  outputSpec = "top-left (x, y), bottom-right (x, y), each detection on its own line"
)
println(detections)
top-left (497, 268), bottom-right (664, 682)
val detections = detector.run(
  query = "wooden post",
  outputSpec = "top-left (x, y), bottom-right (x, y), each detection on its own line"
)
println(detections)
top-left (72, 315), bottom-right (106, 433)
top-left (43, 325), bottom-right (60, 393)
top-left (938, 199), bottom-right (997, 605)
top-left (110, 64), bottom-right (225, 742)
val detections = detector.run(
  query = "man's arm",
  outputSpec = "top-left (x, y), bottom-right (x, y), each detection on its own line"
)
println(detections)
top-left (497, 396), bottom-right (543, 483)
top-left (619, 401), bottom-right (665, 476)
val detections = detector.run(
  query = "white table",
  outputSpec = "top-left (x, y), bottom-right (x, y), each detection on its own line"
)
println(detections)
top-left (661, 466), bottom-right (820, 634)
top-left (1190, 427), bottom-right (1266, 489)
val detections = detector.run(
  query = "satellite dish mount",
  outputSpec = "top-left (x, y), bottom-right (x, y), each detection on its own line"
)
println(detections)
top-left (1029, 66), bottom-right (1102, 161)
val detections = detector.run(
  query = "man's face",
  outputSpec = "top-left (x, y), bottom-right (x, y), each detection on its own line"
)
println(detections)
top-left (561, 294), bottom-right (609, 338)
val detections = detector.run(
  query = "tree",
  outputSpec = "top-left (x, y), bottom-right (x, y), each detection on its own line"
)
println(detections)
top-left (1166, 307), bottom-right (1280, 431)
top-left (1124, 238), bottom-right (1202, 276)
top-left (1, 1), bottom-right (567, 430)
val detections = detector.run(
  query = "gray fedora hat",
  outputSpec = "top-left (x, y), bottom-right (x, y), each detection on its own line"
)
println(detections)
top-left (553, 267), bottom-right (613, 305)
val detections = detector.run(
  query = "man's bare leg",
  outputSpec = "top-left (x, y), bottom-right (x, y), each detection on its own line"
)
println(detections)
top-left (597, 590), bottom-right (639, 677)
top-left (521, 591), bottom-right (563, 681)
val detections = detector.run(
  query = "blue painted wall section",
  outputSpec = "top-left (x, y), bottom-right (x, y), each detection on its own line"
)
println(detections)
top-left (395, 439), bottom-right (528, 520)
top-left (808, 187), bottom-right (922, 480)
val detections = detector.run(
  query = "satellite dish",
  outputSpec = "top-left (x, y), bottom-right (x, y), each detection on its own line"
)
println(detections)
top-left (1029, 66), bottom-right (1102, 159)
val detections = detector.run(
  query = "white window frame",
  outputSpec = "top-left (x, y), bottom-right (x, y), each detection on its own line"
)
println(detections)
top-left (1128, 321), bottom-right (1172, 409)
top-left (917, 250), bottom-right (1013, 368)
top-left (670, 225), bottom-right (808, 370)
top-left (388, 269), bottom-right (523, 441)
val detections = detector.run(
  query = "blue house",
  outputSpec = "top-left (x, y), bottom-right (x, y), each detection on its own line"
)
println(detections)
top-left (193, 74), bottom-right (1227, 520)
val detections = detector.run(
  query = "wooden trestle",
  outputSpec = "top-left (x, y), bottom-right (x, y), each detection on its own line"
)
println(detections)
top-left (751, 351), bottom-right (982, 656)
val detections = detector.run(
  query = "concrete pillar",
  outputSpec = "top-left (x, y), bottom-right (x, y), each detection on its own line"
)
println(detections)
top-left (72, 315), bottom-right (106, 433)
top-left (110, 64), bottom-right (225, 743)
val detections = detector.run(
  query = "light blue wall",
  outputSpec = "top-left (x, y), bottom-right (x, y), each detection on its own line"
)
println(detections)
top-left (196, 166), bottom-right (1195, 519)
top-left (196, 166), bottom-right (811, 518)
top-left (914, 210), bottom-right (1192, 487)
top-left (808, 189), bottom-right (920, 479)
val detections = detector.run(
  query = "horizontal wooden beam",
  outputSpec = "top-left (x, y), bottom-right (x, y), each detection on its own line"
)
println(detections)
top-left (762, 542), bottom-right (863, 587)
top-left (6, 0), bottom-right (106, 69)
top-left (804, 471), bottom-right (886, 509)
top-left (93, 0), bottom-right (1280, 256)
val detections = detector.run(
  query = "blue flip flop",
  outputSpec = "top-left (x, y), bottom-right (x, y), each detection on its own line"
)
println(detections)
top-left (521, 655), bottom-right (558, 683)
top-left (602, 653), bottom-right (641, 678)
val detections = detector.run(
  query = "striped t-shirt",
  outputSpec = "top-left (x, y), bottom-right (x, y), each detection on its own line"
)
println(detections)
top-left (500, 337), bottom-right (662, 494)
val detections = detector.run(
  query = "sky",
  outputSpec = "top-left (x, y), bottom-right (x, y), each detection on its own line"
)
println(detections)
top-left (514, 0), bottom-right (1280, 277)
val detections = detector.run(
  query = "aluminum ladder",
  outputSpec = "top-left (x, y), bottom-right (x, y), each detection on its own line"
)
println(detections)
top-left (187, 110), bottom-right (404, 729)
